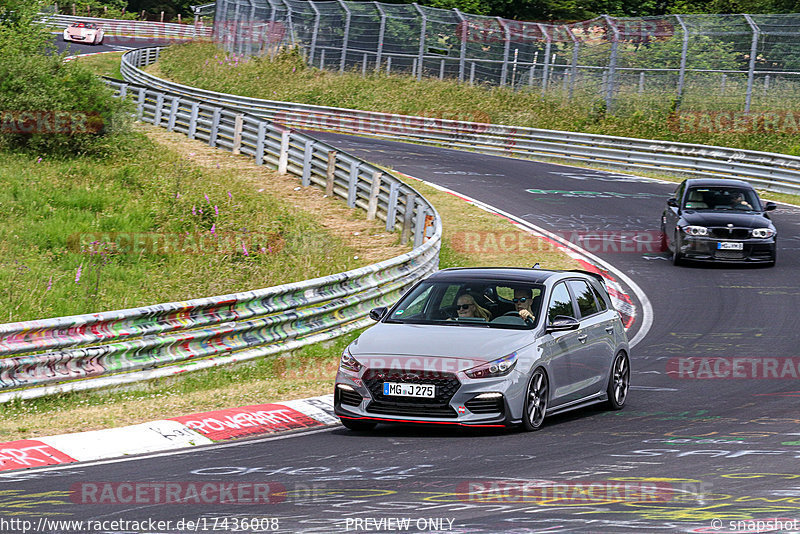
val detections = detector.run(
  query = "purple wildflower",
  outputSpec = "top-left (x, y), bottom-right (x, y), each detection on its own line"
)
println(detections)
top-left (75, 264), bottom-right (83, 283)
top-left (210, 223), bottom-right (216, 234)
top-left (36, 157), bottom-right (43, 163)
top-left (242, 243), bottom-right (249, 256)
top-left (204, 193), bottom-right (209, 202)
top-left (192, 205), bottom-right (196, 215)
top-left (46, 276), bottom-right (53, 291)
top-left (214, 205), bottom-right (219, 216)
top-left (228, 191), bottom-right (232, 199)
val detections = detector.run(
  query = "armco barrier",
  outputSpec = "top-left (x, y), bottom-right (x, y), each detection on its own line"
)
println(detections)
top-left (120, 47), bottom-right (800, 196)
top-left (0, 77), bottom-right (441, 401)
top-left (40, 13), bottom-right (211, 39)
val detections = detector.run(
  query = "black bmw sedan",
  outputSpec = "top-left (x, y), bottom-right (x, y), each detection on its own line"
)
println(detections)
top-left (661, 178), bottom-right (777, 266)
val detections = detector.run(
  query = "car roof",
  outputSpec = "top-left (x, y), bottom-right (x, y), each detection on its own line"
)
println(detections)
top-left (684, 178), bottom-right (754, 190)
top-left (427, 267), bottom-right (601, 285)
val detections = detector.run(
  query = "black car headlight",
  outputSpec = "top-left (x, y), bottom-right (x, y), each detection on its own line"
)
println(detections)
top-left (681, 225), bottom-right (709, 237)
top-left (465, 352), bottom-right (518, 379)
top-left (751, 228), bottom-right (775, 238)
top-left (339, 346), bottom-right (363, 374)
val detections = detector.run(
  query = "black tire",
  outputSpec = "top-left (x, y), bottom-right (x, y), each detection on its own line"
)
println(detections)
top-left (522, 368), bottom-right (548, 431)
top-left (606, 352), bottom-right (630, 410)
top-left (340, 418), bottom-right (377, 431)
top-left (671, 233), bottom-right (683, 266)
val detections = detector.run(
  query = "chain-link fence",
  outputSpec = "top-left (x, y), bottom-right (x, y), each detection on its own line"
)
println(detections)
top-left (213, 1), bottom-right (800, 114)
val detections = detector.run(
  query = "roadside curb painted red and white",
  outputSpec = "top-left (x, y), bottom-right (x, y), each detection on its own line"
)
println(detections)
top-left (0, 394), bottom-right (336, 473)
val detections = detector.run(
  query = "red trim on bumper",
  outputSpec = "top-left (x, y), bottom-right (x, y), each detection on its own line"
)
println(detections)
top-left (338, 415), bottom-right (506, 428)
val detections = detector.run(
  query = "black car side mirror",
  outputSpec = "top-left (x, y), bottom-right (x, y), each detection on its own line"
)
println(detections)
top-left (369, 307), bottom-right (388, 321)
top-left (764, 202), bottom-right (777, 212)
top-left (547, 315), bottom-right (580, 333)
top-left (667, 198), bottom-right (679, 208)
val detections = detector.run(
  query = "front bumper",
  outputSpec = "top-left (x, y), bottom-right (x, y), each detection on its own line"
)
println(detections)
top-left (678, 236), bottom-right (776, 263)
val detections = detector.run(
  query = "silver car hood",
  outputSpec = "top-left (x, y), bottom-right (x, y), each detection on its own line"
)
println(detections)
top-left (351, 322), bottom-right (534, 364)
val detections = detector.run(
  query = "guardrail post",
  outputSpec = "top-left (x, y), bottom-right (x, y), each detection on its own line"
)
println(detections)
top-left (320, 49), bottom-right (325, 69)
top-left (439, 59), bottom-right (445, 80)
top-left (413, 200), bottom-right (426, 248)
top-left (454, 8), bottom-right (467, 81)
top-left (347, 160), bottom-right (360, 208)
top-left (278, 129), bottom-right (290, 174)
top-left (413, 3), bottom-right (427, 81)
top-left (367, 170), bottom-right (382, 220)
top-left (326, 150), bottom-right (337, 196)
top-left (301, 140), bottom-right (314, 186)
top-left (362, 53), bottom-right (368, 77)
top-left (400, 192), bottom-right (417, 244)
top-left (675, 14), bottom-right (689, 108)
top-left (386, 56), bottom-right (391, 74)
top-left (743, 14), bottom-right (760, 113)
top-left (497, 17), bottom-right (510, 87)
top-left (386, 182), bottom-right (400, 231)
top-left (209, 107), bottom-right (222, 147)
top-left (256, 121), bottom-right (267, 165)
top-left (375, 3), bottom-right (386, 72)
top-left (167, 96), bottom-right (180, 131)
top-left (136, 89), bottom-right (146, 121)
top-left (338, 0), bottom-right (351, 72)
top-left (119, 84), bottom-right (127, 99)
top-left (153, 92), bottom-right (165, 126)
top-left (309, 1), bottom-right (320, 64)
top-left (232, 113), bottom-right (244, 155)
top-left (188, 102), bottom-right (199, 139)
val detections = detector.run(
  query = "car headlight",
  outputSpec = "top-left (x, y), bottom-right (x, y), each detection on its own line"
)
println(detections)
top-left (751, 228), bottom-right (775, 238)
top-left (465, 352), bottom-right (518, 379)
top-left (682, 225), bottom-right (709, 236)
top-left (339, 346), bottom-right (363, 373)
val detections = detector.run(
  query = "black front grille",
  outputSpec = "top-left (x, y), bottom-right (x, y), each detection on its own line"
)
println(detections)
top-left (709, 228), bottom-right (750, 239)
top-left (465, 395), bottom-right (505, 414)
top-left (715, 250), bottom-right (745, 259)
top-left (337, 387), bottom-right (363, 407)
top-left (364, 368), bottom-right (460, 419)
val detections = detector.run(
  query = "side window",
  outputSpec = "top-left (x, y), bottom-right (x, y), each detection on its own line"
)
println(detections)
top-left (398, 286), bottom-right (433, 317)
top-left (439, 284), bottom-right (462, 308)
top-left (675, 182), bottom-right (685, 204)
top-left (547, 283), bottom-right (574, 322)
top-left (567, 280), bottom-right (600, 318)
top-left (591, 284), bottom-right (609, 311)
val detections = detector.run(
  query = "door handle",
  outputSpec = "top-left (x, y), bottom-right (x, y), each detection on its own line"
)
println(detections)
top-left (577, 334), bottom-right (588, 343)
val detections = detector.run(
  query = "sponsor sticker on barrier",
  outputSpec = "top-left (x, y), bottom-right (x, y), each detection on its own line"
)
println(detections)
top-left (0, 440), bottom-right (76, 472)
top-left (171, 404), bottom-right (325, 441)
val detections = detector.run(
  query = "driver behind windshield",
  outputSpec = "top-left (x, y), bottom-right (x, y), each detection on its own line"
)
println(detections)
top-left (513, 288), bottom-right (535, 323)
top-left (730, 191), bottom-right (753, 210)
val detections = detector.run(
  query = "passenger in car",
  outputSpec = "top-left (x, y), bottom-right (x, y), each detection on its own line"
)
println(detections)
top-left (513, 288), bottom-right (536, 323)
top-left (456, 294), bottom-right (491, 321)
top-left (731, 192), bottom-right (753, 210)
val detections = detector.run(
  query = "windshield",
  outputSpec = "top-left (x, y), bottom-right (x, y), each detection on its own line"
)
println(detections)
top-left (386, 280), bottom-right (545, 329)
top-left (683, 187), bottom-right (761, 211)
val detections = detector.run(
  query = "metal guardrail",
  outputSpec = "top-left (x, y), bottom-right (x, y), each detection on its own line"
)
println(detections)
top-left (121, 47), bottom-right (800, 196)
top-left (40, 13), bottom-right (212, 39)
top-left (0, 73), bottom-right (441, 401)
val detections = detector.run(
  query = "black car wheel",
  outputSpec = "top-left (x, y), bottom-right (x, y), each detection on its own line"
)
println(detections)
top-left (671, 233), bottom-right (684, 266)
top-left (606, 352), bottom-right (630, 410)
top-left (340, 418), bottom-right (377, 431)
top-left (522, 368), bottom-right (548, 431)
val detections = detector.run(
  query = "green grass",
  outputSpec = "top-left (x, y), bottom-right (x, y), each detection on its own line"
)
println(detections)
top-left (74, 50), bottom-right (123, 79)
top-left (0, 130), bottom-right (367, 323)
top-left (153, 42), bottom-right (800, 158)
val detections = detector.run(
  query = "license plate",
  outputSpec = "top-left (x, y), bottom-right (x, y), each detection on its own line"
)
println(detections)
top-left (717, 242), bottom-right (743, 250)
top-left (383, 382), bottom-right (435, 398)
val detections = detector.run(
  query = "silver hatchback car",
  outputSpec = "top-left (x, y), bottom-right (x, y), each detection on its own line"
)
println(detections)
top-left (334, 267), bottom-right (630, 431)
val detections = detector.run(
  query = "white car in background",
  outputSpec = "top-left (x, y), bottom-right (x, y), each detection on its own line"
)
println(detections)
top-left (63, 22), bottom-right (104, 45)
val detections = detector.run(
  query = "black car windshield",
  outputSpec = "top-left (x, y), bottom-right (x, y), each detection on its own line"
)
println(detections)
top-left (683, 187), bottom-right (761, 211)
top-left (386, 280), bottom-right (545, 329)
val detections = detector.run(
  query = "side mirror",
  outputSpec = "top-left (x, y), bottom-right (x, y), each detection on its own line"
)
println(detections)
top-left (764, 202), bottom-right (777, 212)
top-left (547, 315), bottom-right (580, 333)
top-left (667, 198), bottom-right (679, 208)
top-left (369, 307), bottom-right (388, 321)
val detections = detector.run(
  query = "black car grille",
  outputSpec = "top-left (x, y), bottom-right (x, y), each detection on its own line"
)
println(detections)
top-left (364, 368), bottom-right (460, 419)
top-left (714, 250), bottom-right (745, 259)
top-left (337, 387), bottom-right (363, 407)
top-left (709, 227), bottom-right (751, 239)
top-left (465, 395), bottom-right (505, 414)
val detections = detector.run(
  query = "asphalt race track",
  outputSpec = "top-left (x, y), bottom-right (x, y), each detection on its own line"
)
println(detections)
top-left (11, 48), bottom-right (800, 532)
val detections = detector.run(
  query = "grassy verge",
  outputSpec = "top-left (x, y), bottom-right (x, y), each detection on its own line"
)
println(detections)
top-left (74, 50), bottom-right (123, 79)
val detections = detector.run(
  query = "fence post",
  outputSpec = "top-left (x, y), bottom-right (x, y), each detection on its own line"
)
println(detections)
top-left (386, 56), bottom-right (391, 74)
top-left (638, 72), bottom-right (645, 94)
top-left (764, 74), bottom-right (770, 95)
top-left (538, 23), bottom-right (551, 94)
top-left (246, 0), bottom-right (256, 57)
top-left (209, 107), bottom-right (221, 147)
top-left (529, 51), bottom-right (538, 86)
top-left (675, 14), bottom-right (689, 108)
top-left (256, 121), bottom-right (266, 165)
top-left (278, 129), bottom-right (290, 174)
top-left (454, 8), bottom-right (467, 82)
top-left (153, 93), bottom-right (164, 125)
top-left (469, 62), bottom-right (475, 85)
top-left (413, 201), bottom-right (426, 248)
top-left (347, 160), bottom-right (360, 208)
top-left (497, 17), bottom-right (510, 87)
top-left (326, 151), bottom-right (337, 196)
top-left (136, 89), bottom-right (146, 121)
top-left (309, 1), bottom-right (320, 65)
top-left (188, 102), bottom-right (199, 139)
top-left (386, 182), bottom-right (400, 231)
top-left (363, 53), bottom-right (368, 76)
top-left (743, 14), bottom-right (760, 113)
top-left (338, 0), bottom-right (351, 72)
top-left (603, 15), bottom-right (620, 113)
top-left (232, 113), bottom-right (244, 155)
top-left (320, 48), bottom-right (325, 69)
top-left (721, 73), bottom-right (727, 93)
top-left (375, 2), bottom-right (386, 73)
top-left (367, 170), bottom-right (382, 220)
top-left (413, 3), bottom-right (427, 81)
top-left (281, 0), bottom-right (296, 47)
top-left (167, 96), bottom-right (180, 131)
top-left (230, 0), bottom-right (240, 54)
top-left (439, 59), bottom-right (445, 80)
top-left (401, 193), bottom-right (417, 244)
top-left (566, 27), bottom-right (579, 100)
